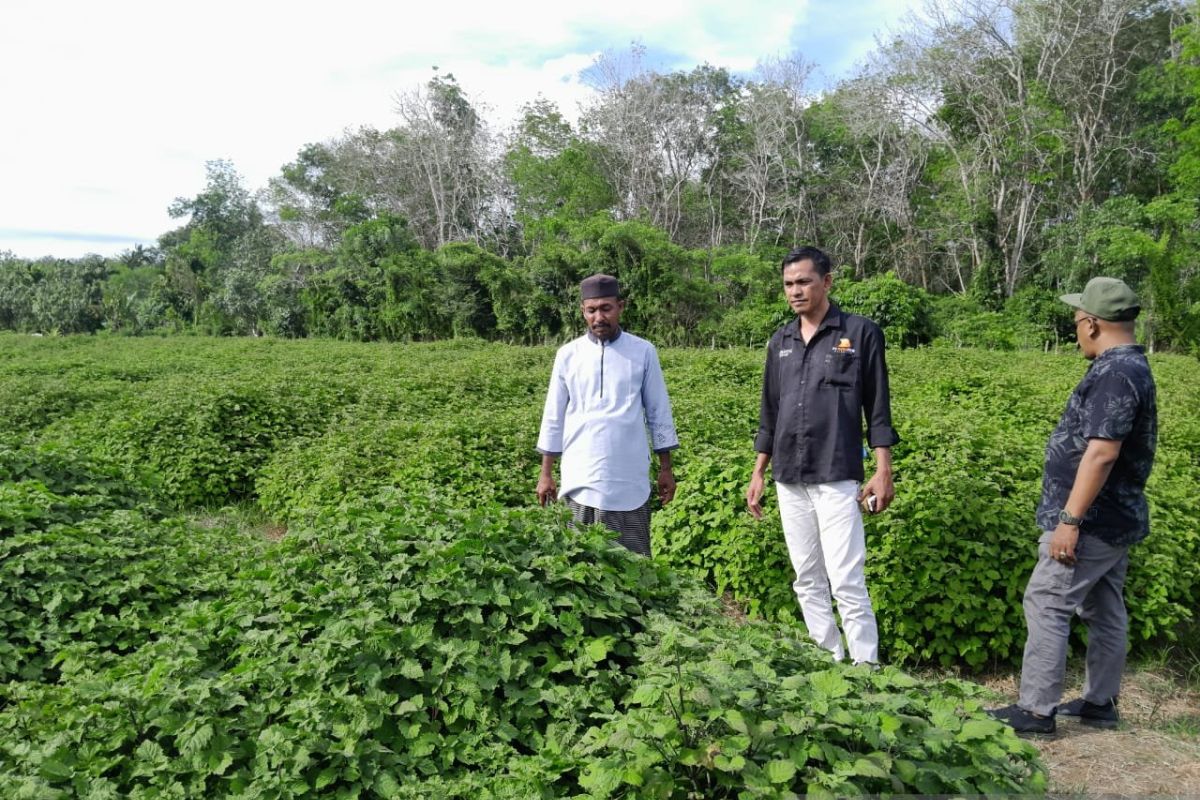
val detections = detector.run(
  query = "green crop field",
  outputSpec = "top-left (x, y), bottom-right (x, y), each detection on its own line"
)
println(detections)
top-left (2, 332), bottom-right (1197, 797)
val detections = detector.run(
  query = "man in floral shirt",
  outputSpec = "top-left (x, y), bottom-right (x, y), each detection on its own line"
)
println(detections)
top-left (991, 277), bottom-right (1157, 734)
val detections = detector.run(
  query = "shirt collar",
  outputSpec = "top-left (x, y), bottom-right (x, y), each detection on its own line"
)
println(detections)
top-left (586, 327), bottom-right (622, 345)
top-left (1098, 343), bottom-right (1144, 357)
top-left (1091, 343), bottom-right (1145, 364)
top-left (783, 304), bottom-right (843, 343)
top-left (1085, 343), bottom-right (1144, 372)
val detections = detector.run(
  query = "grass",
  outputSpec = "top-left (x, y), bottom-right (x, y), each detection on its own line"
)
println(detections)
top-left (189, 501), bottom-right (288, 541)
top-left (1129, 620), bottom-right (1200, 740)
top-left (948, 638), bottom-right (1200, 795)
top-left (1141, 618), bottom-right (1200, 691)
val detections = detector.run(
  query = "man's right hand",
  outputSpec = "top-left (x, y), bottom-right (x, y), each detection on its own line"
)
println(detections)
top-left (536, 474), bottom-right (558, 506)
top-left (745, 473), bottom-right (766, 519)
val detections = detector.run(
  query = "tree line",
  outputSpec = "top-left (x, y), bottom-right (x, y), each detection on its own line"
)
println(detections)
top-left (2, 0), bottom-right (1198, 352)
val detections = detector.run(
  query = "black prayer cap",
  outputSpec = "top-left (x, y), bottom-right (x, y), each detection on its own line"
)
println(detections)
top-left (580, 273), bottom-right (621, 300)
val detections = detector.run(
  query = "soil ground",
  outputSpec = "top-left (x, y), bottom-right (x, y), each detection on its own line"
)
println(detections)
top-left (977, 665), bottom-right (1200, 797)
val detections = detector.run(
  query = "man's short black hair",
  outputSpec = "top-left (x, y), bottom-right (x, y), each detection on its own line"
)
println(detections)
top-left (782, 246), bottom-right (832, 277)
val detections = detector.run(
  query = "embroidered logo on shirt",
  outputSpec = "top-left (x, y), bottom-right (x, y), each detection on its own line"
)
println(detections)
top-left (779, 349), bottom-right (792, 358)
top-left (833, 338), bottom-right (855, 355)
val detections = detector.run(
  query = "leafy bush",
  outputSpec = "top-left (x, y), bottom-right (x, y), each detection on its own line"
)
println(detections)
top-left (835, 271), bottom-right (936, 348)
top-left (0, 510), bottom-right (256, 684)
top-left (0, 496), bottom-right (1044, 797)
top-left (654, 349), bottom-right (1200, 667)
top-left (712, 300), bottom-right (792, 348)
top-left (45, 376), bottom-right (356, 508)
top-left (0, 374), bottom-right (125, 436)
top-left (1124, 354), bottom-right (1200, 642)
top-left (652, 411), bottom-right (1045, 668)
top-left (0, 441), bottom-right (155, 535)
top-left (256, 406), bottom-right (541, 521)
top-left (0, 499), bottom-right (683, 796)
top-left (1004, 286), bottom-right (1073, 349)
top-left (929, 295), bottom-right (1045, 350)
top-left (2, 335), bottom-right (1196, 675)
top-left (866, 418), bottom-right (1043, 666)
top-left (0, 442), bottom-right (255, 683)
top-left (653, 452), bottom-right (797, 621)
top-left (579, 614), bottom-right (1044, 798)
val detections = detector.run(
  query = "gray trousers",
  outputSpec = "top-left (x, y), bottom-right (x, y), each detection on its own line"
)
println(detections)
top-left (1018, 531), bottom-right (1130, 716)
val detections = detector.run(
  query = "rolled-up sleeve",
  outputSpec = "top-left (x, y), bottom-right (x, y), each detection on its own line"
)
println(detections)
top-left (754, 338), bottom-right (778, 454)
top-left (642, 346), bottom-right (679, 453)
top-left (860, 324), bottom-right (900, 449)
top-left (536, 349), bottom-right (569, 455)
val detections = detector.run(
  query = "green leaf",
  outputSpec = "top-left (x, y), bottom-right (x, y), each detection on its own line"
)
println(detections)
top-left (809, 671), bottom-right (851, 699)
top-left (714, 753), bottom-right (746, 773)
top-left (957, 718), bottom-right (1004, 741)
top-left (847, 756), bottom-right (890, 779)
top-left (585, 636), bottom-right (612, 662)
top-left (766, 758), bottom-right (798, 784)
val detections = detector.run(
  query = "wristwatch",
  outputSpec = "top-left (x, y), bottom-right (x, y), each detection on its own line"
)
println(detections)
top-left (1058, 509), bottom-right (1084, 526)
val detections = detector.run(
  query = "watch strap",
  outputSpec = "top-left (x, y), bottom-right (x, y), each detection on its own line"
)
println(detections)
top-left (1058, 508), bottom-right (1084, 526)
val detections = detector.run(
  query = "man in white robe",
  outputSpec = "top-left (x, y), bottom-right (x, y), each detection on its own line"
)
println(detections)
top-left (536, 274), bottom-right (679, 555)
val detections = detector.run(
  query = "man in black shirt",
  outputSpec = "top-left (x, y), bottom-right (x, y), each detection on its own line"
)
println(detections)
top-left (745, 246), bottom-right (899, 665)
top-left (990, 277), bottom-right (1157, 734)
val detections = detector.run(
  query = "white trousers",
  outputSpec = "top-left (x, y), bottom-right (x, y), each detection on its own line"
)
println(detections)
top-left (776, 480), bottom-right (879, 664)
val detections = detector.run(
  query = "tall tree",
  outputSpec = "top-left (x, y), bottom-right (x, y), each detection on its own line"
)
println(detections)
top-left (390, 72), bottom-right (499, 249)
top-left (264, 143), bottom-right (370, 249)
top-left (806, 80), bottom-right (930, 281)
top-left (160, 160), bottom-right (272, 327)
top-left (583, 54), bottom-right (742, 248)
top-left (874, 0), bottom-right (1174, 296)
top-left (505, 98), bottom-right (617, 242)
top-left (722, 57), bottom-right (820, 251)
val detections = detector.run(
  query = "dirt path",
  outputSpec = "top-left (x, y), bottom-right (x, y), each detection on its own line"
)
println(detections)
top-left (980, 668), bottom-right (1200, 796)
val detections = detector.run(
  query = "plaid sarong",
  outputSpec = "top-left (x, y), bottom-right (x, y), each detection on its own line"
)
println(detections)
top-left (564, 496), bottom-right (652, 556)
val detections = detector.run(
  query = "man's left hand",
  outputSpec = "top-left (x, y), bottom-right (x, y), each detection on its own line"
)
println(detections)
top-left (658, 468), bottom-right (676, 506)
top-left (859, 471), bottom-right (895, 514)
top-left (1049, 523), bottom-right (1080, 566)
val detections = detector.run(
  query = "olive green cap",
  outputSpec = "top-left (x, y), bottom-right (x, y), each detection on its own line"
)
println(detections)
top-left (1060, 277), bottom-right (1140, 322)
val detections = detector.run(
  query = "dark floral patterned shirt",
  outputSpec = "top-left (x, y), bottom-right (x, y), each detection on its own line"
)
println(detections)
top-left (1036, 345), bottom-right (1157, 545)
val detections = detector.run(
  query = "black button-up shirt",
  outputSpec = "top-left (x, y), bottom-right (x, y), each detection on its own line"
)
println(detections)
top-left (754, 305), bottom-right (900, 484)
top-left (1036, 345), bottom-right (1157, 545)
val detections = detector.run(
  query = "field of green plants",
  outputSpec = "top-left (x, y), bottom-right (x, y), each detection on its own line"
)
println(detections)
top-left (2, 333), bottom-right (1197, 797)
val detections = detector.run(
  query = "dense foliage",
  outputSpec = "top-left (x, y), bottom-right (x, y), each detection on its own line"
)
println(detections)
top-left (0, 496), bottom-right (1042, 798)
top-left (4, 335), bottom-right (1197, 672)
top-left (3, 0), bottom-right (1200, 352)
top-left (656, 348), bottom-right (1200, 666)
top-left (0, 441), bottom-right (243, 684)
top-left (0, 334), bottom-right (1062, 795)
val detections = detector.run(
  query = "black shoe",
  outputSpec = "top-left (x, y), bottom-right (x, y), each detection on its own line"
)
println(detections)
top-left (987, 703), bottom-right (1056, 734)
top-left (1059, 697), bottom-right (1120, 728)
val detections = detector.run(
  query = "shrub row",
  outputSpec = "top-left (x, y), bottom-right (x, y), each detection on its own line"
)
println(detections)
top-left (0, 442), bottom-right (260, 684)
top-left (0, 490), bottom-right (1044, 797)
top-left (2, 334), bottom-right (1197, 669)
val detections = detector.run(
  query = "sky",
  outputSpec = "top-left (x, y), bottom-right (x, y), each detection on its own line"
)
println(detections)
top-left (0, 0), bottom-right (922, 260)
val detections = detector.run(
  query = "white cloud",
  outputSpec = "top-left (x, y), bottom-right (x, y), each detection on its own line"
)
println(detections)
top-left (0, 0), bottom-right (921, 259)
